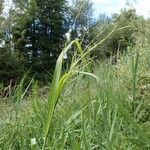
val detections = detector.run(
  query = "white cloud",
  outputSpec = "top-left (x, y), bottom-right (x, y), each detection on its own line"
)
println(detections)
top-left (91, 0), bottom-right (109, 4)
top-left (3, 0), bottom-right (150, 18)
top-left (134, 0), bottom-right (150, 18)
top-left (4, 0), bottom-right (12, 15)
top-left (93, 0), bottom-right (126, 17)
top-left (92, 0), bottom-right (150, 18)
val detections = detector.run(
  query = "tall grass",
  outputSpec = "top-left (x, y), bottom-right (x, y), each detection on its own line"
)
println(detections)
top-left (0, 27), bottom-right (150, 149)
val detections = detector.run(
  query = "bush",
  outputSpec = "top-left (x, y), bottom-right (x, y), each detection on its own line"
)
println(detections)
top-left (0, 47), bottom-right (24, 84)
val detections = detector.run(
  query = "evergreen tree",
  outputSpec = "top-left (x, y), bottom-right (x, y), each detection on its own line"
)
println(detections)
top-left (12, 0), bottom-right (67, 79)
top-left (0, 0), bottom-right (3, 13)
top-left (0, 0), bottom-right (23, 82)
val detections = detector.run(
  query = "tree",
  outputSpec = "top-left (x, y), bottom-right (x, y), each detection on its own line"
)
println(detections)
top-left (0, 0), bottom-right (23, 83)
top-left (106, 8), bottom-right (142, 58)
top-left (35, 0), bottom-right (67, 71)
top-left (12, 0), bottom-right (67, 80)
top-left (0, 0), bottom-right (4, 43)
top-left (90, 8), bottom-right (144, 61)
top-left (0, 0), bottom-right (3, 13)
top-left (68, 0), bottom-right (94, 43)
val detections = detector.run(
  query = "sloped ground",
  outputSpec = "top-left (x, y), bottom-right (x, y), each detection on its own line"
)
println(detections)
top-left (0, 42), bottom-right (150, 149)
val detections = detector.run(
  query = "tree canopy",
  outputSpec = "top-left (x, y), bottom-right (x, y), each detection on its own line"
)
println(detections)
top-left (0, 0), bottom-right (148, 83)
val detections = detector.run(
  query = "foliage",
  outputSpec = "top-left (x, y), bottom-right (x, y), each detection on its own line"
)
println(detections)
top-left (11, 0), bottom-right (67, 79)
top-left (0, 0), bottom-right (3, 14)
top-left (90, 8), bottom-right (145, 61)
top-left (0, 1), bottom-right (23, 83)
top-left (0, 2), bottom-right (150, 149)
top-left (0, 47), bottom-right (23, 83)
top-left (68, 0), bottom-right (94, 45)
top-left (0, 38), bottom-right (150, 149)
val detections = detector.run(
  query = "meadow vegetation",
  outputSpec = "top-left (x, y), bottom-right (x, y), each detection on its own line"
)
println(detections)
top-left (0, 0), bottom-right (150, 149)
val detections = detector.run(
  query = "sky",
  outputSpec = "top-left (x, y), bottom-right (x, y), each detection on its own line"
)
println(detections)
top-left (91, 0), bottom-right (150, 18)
top-left (3, 0), bottom-right (150, 18)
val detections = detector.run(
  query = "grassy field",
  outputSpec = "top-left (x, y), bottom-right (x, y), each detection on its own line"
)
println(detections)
top-left (0, 38), bottom-right (150, 149)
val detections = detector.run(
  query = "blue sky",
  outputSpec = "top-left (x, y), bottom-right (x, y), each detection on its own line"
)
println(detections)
top-left (92, 0), bottom-right (126, 17)
top-left (4, 0), bottom-right (150, 18)
top-left (91, 0), bottom-right (150, 18)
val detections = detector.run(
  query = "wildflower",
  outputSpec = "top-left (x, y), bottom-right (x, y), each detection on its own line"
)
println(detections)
top-left (31, 138), bottom-right (36, 145)
top-left (65, 29), bottom-right (72, 42)
top-left (63, 53), bottom-right (68, 59)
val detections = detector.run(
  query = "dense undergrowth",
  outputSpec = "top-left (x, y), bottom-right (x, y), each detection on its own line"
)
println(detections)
top-left (0, 33), bottom-right (150, 150)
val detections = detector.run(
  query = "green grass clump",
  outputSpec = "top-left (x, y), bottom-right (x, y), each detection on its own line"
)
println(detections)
top-left (0, 33), bottom-right (150, 149)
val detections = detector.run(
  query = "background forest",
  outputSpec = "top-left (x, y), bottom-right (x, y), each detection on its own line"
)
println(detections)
top-left (0, 0), bottom-right (150, 149)
top-left (0, 0), bottom-right (144, 83)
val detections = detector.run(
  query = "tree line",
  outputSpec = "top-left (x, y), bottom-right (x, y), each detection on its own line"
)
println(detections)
top-left (0, 0), bottom-right (148, 84)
